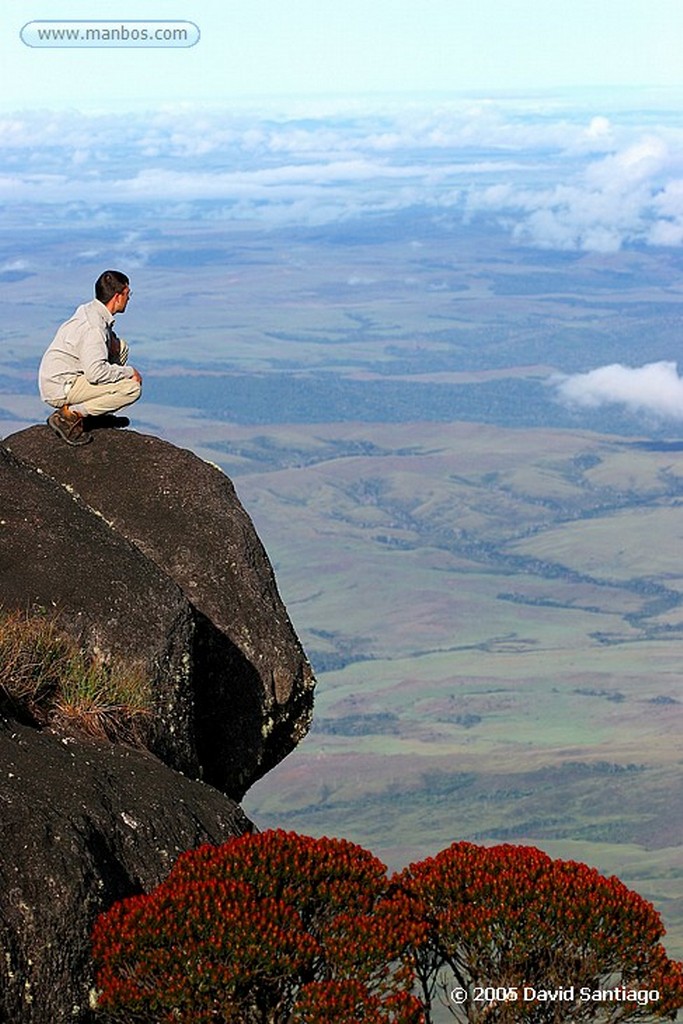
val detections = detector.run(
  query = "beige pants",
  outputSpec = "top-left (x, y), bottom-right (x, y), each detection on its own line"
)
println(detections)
top-left (59, 373), bottom-right (142, 417)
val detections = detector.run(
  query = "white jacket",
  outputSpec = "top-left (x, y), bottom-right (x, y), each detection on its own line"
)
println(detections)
top-left (38, 298), bottom-right (135, 403)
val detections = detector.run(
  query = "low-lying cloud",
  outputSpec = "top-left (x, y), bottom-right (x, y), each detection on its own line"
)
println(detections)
top-left (3, 98), bottom-right (683, 249)
top-left (467, 134), bottom-right (683, 253)
top-left (554, 361), bottom-right (683, 420)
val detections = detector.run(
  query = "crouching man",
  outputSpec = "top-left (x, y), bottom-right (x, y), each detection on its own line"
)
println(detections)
top-left (39, 269), bottom-right (143, 446)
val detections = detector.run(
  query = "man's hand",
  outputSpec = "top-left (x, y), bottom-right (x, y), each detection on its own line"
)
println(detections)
top-left (131, 369), bottom-right (143, 384)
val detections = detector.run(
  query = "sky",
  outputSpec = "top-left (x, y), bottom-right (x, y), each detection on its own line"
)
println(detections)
top-left (5, 0), bottom-right (683, 426)
top-left (3, 0), bottom-right (683, 110)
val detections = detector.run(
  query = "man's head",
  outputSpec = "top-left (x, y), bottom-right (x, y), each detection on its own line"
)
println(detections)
top-left (95, 270), bottom-right (131, 314)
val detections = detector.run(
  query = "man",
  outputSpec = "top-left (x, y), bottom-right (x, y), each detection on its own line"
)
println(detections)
top-left (39, 270), bottom-right (143, 446)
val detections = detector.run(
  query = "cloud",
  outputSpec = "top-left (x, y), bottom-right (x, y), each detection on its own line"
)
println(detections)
top-left (466, 132), bottom-right (683, 252)
top-left (0, 259), bottom-right (29, 272)
top-left (3, 99), bottom-right (683, 248)
top-left (554, 362), bottom-right (683, 420)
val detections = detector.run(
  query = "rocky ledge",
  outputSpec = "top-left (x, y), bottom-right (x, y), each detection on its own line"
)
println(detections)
top-left (2, 426), bottom-right (315, 798)
top-left (0, 424), bottom-right (316, 1022)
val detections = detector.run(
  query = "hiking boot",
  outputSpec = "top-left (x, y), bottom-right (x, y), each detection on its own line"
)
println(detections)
top-left (85, 413), bottom-right (130, 430)
top-left (47, 407), bottom-right (92, 446)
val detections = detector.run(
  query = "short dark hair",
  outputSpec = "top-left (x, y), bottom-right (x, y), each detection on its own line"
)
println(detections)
top-left (95, 270), bottom-right (129, 304)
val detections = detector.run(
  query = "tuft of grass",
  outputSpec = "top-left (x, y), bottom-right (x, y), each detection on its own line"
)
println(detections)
top-left (0, 608), bottom-right (152, 744)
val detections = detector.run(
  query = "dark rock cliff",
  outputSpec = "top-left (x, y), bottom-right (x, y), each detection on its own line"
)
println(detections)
top-left (0, 424), bottom-right (316, 1023)
top-left (0, 442), bottom-right (200, 777)
top-left (3, 426), bottom-right (315, 798)
top-left (0, 717), bottom-right (252, 1024)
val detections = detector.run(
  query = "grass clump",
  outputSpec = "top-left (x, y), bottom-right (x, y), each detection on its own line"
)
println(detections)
top-left (0, 608), bottom-right (152, 744)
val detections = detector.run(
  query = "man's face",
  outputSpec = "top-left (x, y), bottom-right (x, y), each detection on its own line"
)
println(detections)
top-left (114, 285), bottom-right (131, 313)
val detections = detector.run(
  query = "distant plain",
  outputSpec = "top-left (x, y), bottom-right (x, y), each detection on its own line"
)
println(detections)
top-left (3, 176), bottom-right (683, 953)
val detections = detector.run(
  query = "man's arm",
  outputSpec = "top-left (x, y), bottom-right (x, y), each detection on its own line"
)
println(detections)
top-left (81, 324), bottom-right (136, 385)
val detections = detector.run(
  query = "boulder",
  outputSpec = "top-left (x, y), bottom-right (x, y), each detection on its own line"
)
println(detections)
top-left (0, 443), bottom-right (200, 779)
top-left (3, 426), bottom-right (315, 798)
top-left (0, 425), bottom-right (316, 1021)
top-left (0, 716), bottom-right (252, 1024)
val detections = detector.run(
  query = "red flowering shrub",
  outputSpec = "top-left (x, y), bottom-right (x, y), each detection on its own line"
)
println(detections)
top-left (92, 832), bottom-right (683, 1023)
top-left (92, 829), bottom-right (424, 1023)
top-left (395, 842), bottom-right (683, 1022)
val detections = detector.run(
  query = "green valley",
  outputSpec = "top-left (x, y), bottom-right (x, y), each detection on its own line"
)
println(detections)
top-left (221, 420), bottom-right (683, 952)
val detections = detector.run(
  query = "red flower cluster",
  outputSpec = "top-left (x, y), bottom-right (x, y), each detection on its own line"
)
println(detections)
top-left (92, 830), bottom-right (424, 1023)
top-left (395, 842), bottom-right (683, 1021)
top-left (292, 982), bottom-right (423, 1023)
top-left (92, 832), bottom-right (683, 1023)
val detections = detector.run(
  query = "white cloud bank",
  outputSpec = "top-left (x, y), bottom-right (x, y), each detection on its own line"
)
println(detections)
top-left (3, 98), bottom-right (683, 249)
top-left (467, 134), bottom-right (683, 253)
top-left (554, 362), bottom-right (683, 420)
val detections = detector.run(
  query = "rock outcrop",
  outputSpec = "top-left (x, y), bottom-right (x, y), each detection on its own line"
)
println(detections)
top-left (0, 716), bottom-right (252, 1024)
top-left (2, 426), bottom-right (315, 799)
top-left (0, 424), bottom-right (316, 1022)
top-left (0, 442), bottom-right (200, 776)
